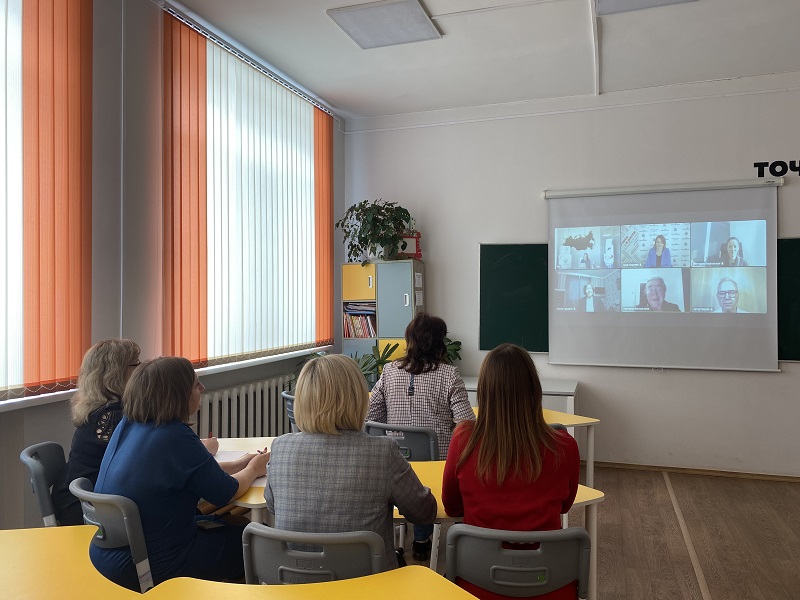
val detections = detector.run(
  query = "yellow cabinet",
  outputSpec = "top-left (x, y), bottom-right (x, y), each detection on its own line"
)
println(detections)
top-left (342, 263), bottom-right (376, 300)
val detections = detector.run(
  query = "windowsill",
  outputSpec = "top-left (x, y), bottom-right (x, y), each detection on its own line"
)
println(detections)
top-left (0, 389), bottom-right (74, 414)
top-left (195, 345), bottom-right (332, 376)
top-left (0, 345), bottom-right (332, 414)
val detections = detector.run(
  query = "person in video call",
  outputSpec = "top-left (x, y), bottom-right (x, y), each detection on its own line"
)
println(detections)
top-left (714, 277), bottom-right (748, 313)
top-left (577, 283), bottom-right (606, 312)
top-left (581, 252), bottom-right (593, 269)
top-left (721, 236), bottom-right (748, 267)
top-left (644, 234), bottom-right (672, 268)
top-left (638, 276), bottom-right (681, 311)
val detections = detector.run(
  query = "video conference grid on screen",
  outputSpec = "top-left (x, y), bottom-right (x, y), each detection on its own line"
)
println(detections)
top-left (554, 220), bottom-right (767, 314)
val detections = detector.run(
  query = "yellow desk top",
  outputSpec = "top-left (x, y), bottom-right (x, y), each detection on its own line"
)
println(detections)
top-left (0, 525), bottom-right (137, 600)
top-left (0, 526), bottom-right (474, 600)
top-left (397, 461), bottom-right (604, 520)
top-left (472, 406), bottom-right (600, 427)
top-left (155, 565), bottom-right (474, 599)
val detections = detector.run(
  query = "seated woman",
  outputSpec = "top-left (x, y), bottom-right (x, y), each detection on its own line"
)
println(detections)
top-left (367, 313), bottom-right (474, 560)
top-left (50, 339), bottom-right (141, 526)
top-left (90, 357), bottom-right (269, 591)
top-left (442, 344), bottom-right (580, 600)
top-left (266, 354), bottom-right (437, 570)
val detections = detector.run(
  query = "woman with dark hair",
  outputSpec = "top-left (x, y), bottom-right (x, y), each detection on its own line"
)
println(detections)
top-left (721, 236), bottom-right (747, 266)
top-left (50, 338), bottom-right (141, 525)
top-left (644, 234), bottom-right (672, 267)
top-left (367, 312), bottom-right (474, 560)
top-left (442, 344), bottom-right (580, 600)
top-left (90, 357), bottom-right (269, 591)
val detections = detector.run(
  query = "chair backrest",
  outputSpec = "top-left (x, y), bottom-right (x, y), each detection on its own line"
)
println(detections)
top-left (281, 391), bottom-right (300, 433)
top-left (19, 441), bottom-right (66, 526)
top-left (69, 477), bottom-right (154, 593)
top-left (446, 524), bottom-right (591, 599)
top-left (242, 522), bottom-right (385, 585)
top-left (364, 421), bottom-right (439, 460)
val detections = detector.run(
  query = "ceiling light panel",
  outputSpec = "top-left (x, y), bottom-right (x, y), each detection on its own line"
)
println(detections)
top-left (327, 0), bottom-right (441, 50)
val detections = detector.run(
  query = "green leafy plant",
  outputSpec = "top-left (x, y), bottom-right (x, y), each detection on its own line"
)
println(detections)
top-left (335, 199), bottom-right (416, 264)
top-left (351, 342), bottom-right (400, 389)
top-left (444, 336), bottom-right (462, 364)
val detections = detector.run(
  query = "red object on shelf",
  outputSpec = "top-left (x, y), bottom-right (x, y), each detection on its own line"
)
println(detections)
top-left (397, 231), bottom-right (422, 260)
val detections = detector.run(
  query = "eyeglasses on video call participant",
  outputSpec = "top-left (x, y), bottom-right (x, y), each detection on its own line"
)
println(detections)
top-left (714, 277), bottom-right (749, 313)
top-left (638, 276), bottom-right (681, 312)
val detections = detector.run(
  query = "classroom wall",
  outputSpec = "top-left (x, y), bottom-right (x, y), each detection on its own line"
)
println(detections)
top-left (343, 71), bottom-right (800, 477)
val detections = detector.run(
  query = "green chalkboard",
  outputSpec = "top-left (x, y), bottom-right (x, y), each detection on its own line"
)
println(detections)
top-left (479, 240), bottom-right (800, 360)
top-left (479, 244), bottom-right (549, 352)
top-left (778, 238), bottom-right (800, 361)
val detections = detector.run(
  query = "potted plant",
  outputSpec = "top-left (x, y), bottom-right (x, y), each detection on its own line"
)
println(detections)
top-left (335, 199), bottom-right (416, 264)
top-left (444, 337), bottom-right (462, 365)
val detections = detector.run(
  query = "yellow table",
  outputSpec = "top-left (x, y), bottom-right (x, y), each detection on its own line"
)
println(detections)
top-left (0, 525), bottom-right (138, 600)
top-left (474, 406), bottom-right (600, 488)
top-left (217, 436), bottom-right (278, 523)
top-left (0, 526), bottom-right (475, 600)
top-left (155, 565), bottom-right (475, 599)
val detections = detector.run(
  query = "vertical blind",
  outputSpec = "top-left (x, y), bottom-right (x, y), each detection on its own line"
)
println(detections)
top-left (163, 15), bottom-right (334, 365)
top-left (1, 0), bottom-right (92, 400)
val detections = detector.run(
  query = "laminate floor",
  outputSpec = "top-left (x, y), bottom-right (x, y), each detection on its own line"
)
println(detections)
top-left (405, 466), bottom-right (800, 600)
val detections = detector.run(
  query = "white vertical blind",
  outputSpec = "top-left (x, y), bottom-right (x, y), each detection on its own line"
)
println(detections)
top-left (206, 44), bottom-right (316, 360)
top-left (0, 0), bottom-right (24, 390)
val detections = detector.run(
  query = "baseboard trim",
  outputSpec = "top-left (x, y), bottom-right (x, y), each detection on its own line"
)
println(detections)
top-left (591, 461), bottom-right (800, 483)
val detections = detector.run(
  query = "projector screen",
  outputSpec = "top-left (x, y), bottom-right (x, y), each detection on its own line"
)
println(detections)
top-left (548, 184), bottom-right (778, 371)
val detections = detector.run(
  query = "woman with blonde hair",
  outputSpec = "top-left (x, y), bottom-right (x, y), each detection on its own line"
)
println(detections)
top-left (91, 357), bottom-right (269, 590)
top-left (442, 344), bottom-right (580, 600)
top-left (51, 338), bottom-right (141, 525)
top-left (266, 354), bottom-right (437, 570)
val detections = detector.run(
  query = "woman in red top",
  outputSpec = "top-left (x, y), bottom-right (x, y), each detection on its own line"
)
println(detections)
top-left (442, 343), bottom-right (580, 600)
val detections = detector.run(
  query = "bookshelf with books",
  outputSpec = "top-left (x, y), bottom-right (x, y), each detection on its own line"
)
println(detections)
top-left (341, 260), bottom-right (424, 360)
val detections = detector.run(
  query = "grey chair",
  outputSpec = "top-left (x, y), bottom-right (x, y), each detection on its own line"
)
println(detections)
top-left (364, 421), bottom-right (440, 567)
top-left (69, 477), bottom-right (154, 593)
top-left (19, 441), bottom-right (67, 527)
top-left (446, 524), bottom-right (591, 599)
top-left (281, 391), bottom-right (300, 433)
top-left (364, 421), bottom-right (439, 461)
top-left (242, 522), bottom-right (385, 585)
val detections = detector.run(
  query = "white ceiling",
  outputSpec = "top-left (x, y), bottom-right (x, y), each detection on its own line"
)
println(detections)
top-left (173, 0), bottom-right (800, 120)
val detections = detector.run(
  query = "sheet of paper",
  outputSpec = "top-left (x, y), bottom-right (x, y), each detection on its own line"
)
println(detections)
top-left (415, 291), bottom-right (424, 306)
top-left (214, 450), bottom-right (248, 463)
top-left (415, 272), bottom-right (423, 288)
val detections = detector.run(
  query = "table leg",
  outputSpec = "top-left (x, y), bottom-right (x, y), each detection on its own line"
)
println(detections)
top-left (250, 507), bottom-right (265, 524)
top-left (586, 424), bottom-right (595, 489)
top-left (586, 503), bottom-right (598, 600)
top-left (429, 522), bottom-right (442, 571)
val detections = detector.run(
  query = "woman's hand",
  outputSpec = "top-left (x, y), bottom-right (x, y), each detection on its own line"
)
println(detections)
top-left (200, 436), bottom-right (219, 456)
top-left (248, 449), bottom-right (270, 477)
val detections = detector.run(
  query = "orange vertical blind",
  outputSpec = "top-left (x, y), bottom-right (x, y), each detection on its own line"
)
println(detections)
top-left (314, 108), bottom-right (334, 345)
top-left (22, 0), bottom-right (92, 392)
top-left (163, 15), bottom-right (208, 361)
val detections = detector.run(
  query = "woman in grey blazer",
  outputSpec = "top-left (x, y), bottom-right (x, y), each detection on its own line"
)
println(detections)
top-left (265, 354), bottom-right (437, 570)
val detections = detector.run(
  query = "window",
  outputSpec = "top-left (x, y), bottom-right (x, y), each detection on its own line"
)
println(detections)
top-left (1, 0), bottom-right (92, 400)
top-left (162, 15), bottom-right (333, 366)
